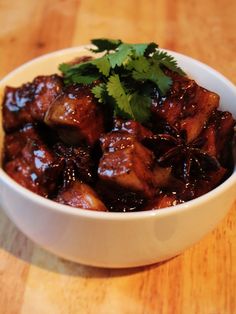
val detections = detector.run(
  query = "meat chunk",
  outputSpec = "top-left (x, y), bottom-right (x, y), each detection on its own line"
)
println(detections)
top-left (2, 83), bottom-right (35, 131)
top-left (4, 124), bottom-right (39, 161)
top-left (2, 75), bottom-right (63, 132)
top-left (44, 84), bottom-right (105, 145)
top-left (179, 87), bottom-right (219, 142)
top-left (201, 110), bottom-right (235, 167)
top-left (30, 75), bottom-right (63, 121)
top-left (152, 73), bottom-right (219, 142)
top-left (4, 158), bottom-right (48, 196)
top-left (113, 119), bottom-right (153, 141)
top-left (4, 135), bottom-right (57, 196)
top-left (98, 131), bottom-right (158, 198)
top-left (55, 181), bottom-right (107, 211)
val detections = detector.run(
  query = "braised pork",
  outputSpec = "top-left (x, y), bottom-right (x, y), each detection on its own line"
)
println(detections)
top-left (2, 75), bottom-right (63, 132)
top-left (44, 84), bottom-right (105, 145)
top-left (152, 72), bottom-right (219, 143)
top-left (55, 181), bottom-right (107, 211)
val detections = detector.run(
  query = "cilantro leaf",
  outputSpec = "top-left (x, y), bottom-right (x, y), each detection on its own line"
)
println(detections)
top-left (108, 44), bottom-right (132, 68)
top-left (91, 56), bottom-right (111, 76)
top-left (132, 59), bottom-right (172, 95)
top-left (153, 50), bottom-right (186, 75)
top-left (92, 83), bottom-right (107, 103)
top-left (58, 63), bottom-right (71, 73)
top-left (126, 56), bottom-right (150, 72)
top-left (131, 44), bottom-right (149, 56)
top-left (129, 92), bottom-right (151, 123)
top-left (70, 72), bottom-right (100, 84)
top-left (107, 74), bottom-right (134, 119)
top-left (91, 38), bottom-right (122, 52)
top-left (144, 42), bottom-right (159, 56)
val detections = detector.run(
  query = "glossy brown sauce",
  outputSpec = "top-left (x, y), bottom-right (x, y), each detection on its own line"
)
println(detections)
top-left (1, 70), bottom-right (235, 212)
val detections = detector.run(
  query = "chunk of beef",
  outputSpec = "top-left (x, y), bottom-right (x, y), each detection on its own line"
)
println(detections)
top-left (2, 75), bottom-right (63, 132)
top-left (55, 181), bottom-right (107, 211)
top-left (44, 84), bottom-right (105, 145)
top-left (152, 73), bottom-right (219, 142)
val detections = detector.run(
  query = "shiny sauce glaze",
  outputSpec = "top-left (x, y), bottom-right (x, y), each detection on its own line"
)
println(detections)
top-left (1, 68), bottom-right (235, 212)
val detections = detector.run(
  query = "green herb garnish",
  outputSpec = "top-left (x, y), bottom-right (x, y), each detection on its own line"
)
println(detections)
top-left (59, 38), bottom-right (185, 123)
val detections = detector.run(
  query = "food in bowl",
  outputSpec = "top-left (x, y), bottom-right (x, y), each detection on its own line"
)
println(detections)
top-left (1, 39), bottom-right (235, 213)
top-left (0, 43), bottom-right (236, 268)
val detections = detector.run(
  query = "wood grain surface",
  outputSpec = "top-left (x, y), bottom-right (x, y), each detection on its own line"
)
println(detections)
top-left (0, 0), bottom-right (236, 313)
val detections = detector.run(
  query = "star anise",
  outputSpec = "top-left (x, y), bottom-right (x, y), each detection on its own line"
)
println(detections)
top-left (144, 124), bottom-right (221, 183)
top-left (48, 143), bottom-right (96, 188)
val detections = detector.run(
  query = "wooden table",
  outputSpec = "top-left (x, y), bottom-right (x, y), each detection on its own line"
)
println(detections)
top-left (0, 1), bottom-right (236, 313)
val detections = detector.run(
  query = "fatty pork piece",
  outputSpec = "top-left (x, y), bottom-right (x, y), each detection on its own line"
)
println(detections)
top-left (4, 134), bottom-right (58, 197)
top-left (2, 75), bottom-right (63, 132)
top-left (98, 131), bottom-right (161, 198)
top-left (44, 84), bottom-right (105, 146)
top-left (152, 72), bottom-right (219, 143)
top-left (55, 181), bottom-right (107, 211)
top-left (4, 123), bottom-right (39, 161)
top-left (113, 119), bottom-right (153, 141)
top-left (201, 110), bottom-right (235, 167)
top-left (144, 193), bottom-right (180, 210)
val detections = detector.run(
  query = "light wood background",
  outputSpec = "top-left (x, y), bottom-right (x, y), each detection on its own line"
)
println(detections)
top-left (0, 0), bottom-right (236, 313)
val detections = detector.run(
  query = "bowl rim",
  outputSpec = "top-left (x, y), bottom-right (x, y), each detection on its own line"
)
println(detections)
top-left (0, 46), bottom-right (235, 220)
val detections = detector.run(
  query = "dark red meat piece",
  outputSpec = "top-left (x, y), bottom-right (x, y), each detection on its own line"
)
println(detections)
top-left (55, 181), bottom-right (107, 211)
top-left (2, 75), bottom-right (63, 132)
top-left (44, 84), bottom-right (105, 146)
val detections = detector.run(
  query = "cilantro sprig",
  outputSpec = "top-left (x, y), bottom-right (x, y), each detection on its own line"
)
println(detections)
top-left (59, 38), bottom-right (185, 123)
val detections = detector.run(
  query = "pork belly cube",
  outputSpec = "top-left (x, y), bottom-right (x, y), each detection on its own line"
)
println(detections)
top-left (4, 135), bottom-right (57, 196)
top-left (201, 110), bottom-right (235, 166)
top-left (113, 119), bottom-right (153, 141)
top-left (55, 181), bottom-right (107, 211)
top-left (2, 75), bottom-right (63, 132)
top-left (21, 139), bottom-right (55, 178)
top-left (4, 124), bottom-right (39, 161)
top-left (98, 132), bottom-right (157, 198)
top-left (4, 158), bottom-right (49, 196)
top-left (179, 86), bottom-right (219, 142)
top-left (44, 85), bottom-right (105, 145)
top-left (2, 83), bottom-right (35, 131)
top-left (152, 74), bottom-right (219, 143)
top-left (100, 131), bottom-right (135, 152)
top-left (30, 75), bottom-right (63, 121)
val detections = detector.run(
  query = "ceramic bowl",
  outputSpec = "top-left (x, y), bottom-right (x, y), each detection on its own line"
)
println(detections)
top-left (0, 47), bottom-right (235, 268)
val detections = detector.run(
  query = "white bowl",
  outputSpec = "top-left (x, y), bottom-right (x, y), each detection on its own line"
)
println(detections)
top-left (0, 47), bottom-right (235, 268)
